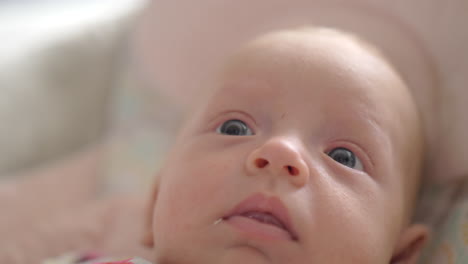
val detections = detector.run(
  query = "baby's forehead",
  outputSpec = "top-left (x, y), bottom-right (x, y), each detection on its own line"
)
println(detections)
top-left (201, 34), bottom-right (393, 135)
top-left (227, 28), bottom-right (387, 70)
top-left (210, 29), bottom-right (404, 106)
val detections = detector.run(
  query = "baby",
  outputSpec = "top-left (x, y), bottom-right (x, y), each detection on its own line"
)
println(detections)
top-left (137, 27), bottom-right (429, 264)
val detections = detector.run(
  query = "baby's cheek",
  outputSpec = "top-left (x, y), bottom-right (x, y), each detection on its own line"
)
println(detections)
top-left (308, 184), bottom-right (392, 261)
top-left (157, 154), bottom-right (231, 213)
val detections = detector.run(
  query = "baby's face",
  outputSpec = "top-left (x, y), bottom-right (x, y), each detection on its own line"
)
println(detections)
top-left (148, 29), bottom-right (426, 264)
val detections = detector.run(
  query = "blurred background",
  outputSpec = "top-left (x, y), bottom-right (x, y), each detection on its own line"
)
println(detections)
top-left (0, 0), bottom-right (165, 187)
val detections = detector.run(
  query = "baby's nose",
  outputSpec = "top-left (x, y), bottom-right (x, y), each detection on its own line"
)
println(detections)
top-left (246, 138), bottom-right (309, 188)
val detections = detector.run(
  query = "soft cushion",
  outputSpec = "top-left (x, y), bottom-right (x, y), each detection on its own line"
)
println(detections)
top-left (0, 0), bottom-right (142, 177)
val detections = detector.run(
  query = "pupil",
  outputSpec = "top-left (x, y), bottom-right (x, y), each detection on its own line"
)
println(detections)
top-left (221, 120), bottom-right (247, 135)
top-left (330, 148), bottom-right (356, 168)
top-left (226, 124), bottom-right (241, 135)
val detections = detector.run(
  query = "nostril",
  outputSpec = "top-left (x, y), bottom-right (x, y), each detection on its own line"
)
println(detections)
top-left (285, 165), bottom-right (299, 176)
top-left (255, 158), bottom-right (269, 168)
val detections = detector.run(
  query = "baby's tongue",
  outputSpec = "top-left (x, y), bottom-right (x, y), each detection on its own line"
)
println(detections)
top-left (241, 211), bottom-right (285, 230)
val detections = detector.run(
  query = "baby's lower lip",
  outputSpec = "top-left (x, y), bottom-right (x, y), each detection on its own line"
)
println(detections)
top-left (224, 215), bottom-right (293, 241)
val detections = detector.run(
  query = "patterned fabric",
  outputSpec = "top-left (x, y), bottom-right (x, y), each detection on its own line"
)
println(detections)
top-left (91, 257), bottom-right (152, 264)
top-left (43, 253), bottom-right (152, 264)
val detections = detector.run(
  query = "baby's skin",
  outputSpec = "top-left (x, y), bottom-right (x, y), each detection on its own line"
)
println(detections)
top-left (142, 28), bottom-right (429, 264)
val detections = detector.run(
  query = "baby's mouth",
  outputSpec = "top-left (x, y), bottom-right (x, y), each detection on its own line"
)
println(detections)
top-left (221, 193), bottom-right (298, 241)
top-left (235, 211), bottom-right (288, 231)
top-left (223, 210), bottom-right (297, 241)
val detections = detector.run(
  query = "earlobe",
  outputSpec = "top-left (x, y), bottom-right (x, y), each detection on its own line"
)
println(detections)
top-left (141, 177), bottom-right (160, 248)
top-left (390, 224), bottom-right (430, 264)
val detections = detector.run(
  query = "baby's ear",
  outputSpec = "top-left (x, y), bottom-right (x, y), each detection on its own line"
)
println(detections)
top-left (390, 224), bottom-right (430, 264)
top-left (141, 177), bottom-right (160, 248)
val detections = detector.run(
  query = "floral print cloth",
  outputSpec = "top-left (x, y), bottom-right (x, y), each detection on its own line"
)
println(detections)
top-left (43, 253), bottom-right (152, 264)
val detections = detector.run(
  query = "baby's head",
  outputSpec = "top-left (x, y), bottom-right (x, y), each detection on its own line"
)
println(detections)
top-left (143, 27), bottom-right (428, 263)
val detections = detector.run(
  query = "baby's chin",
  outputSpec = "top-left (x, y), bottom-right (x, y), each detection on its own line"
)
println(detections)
top-left (154, 249), bottom-right (272, 264)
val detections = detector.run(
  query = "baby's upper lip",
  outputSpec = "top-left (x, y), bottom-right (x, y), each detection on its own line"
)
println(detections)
top-left (223, 193), bottom-right (298, 241)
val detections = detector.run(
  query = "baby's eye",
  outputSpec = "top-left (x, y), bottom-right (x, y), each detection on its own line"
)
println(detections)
top-left (216, 119), bottom-right (253, 136)
top-left (327, 147), bottom-right (364, 171)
